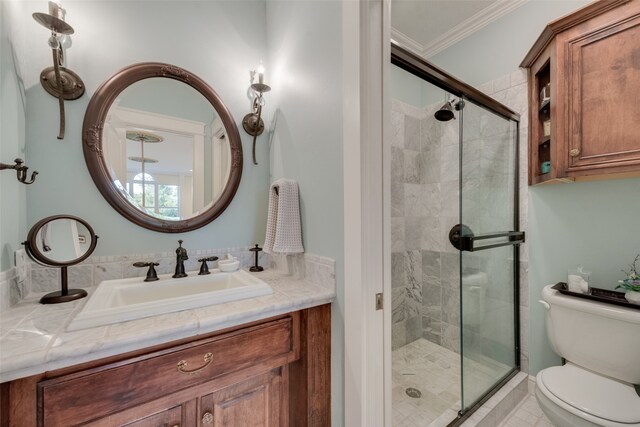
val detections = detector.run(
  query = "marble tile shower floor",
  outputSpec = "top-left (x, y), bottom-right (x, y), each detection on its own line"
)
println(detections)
top-left (392, 338), bottom-right (509, 427)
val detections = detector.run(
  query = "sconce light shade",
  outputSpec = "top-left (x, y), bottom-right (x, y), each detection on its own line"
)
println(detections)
top-left (32, 12), bottom-right (74, 35)
top-left (243, 63), bottom-right (272, 166)
top-left (250, 83), bottom-right (271, 94)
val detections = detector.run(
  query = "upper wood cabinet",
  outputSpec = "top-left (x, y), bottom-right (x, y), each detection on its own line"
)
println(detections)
top-left (521, 0), bottom-right (640, 185)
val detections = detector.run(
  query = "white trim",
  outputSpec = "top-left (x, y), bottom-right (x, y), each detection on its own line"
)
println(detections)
top-left (68, 219), bottom-right (82, 258)
top-left (343, 0), bottom-right (386, 425)
top-left (192, 134), bottom-right (206, 212)
top-left (391, 0), bottom-right (528, 58)
top-left (113, 106), bottom-right (205, 137)
top-left (211, 117), bottom-right (230, 200)
top-left (343, 1), bottom-right (364, 423)
top-left (390, 28), bottom-right (424, 55)
top-left (382, 0), bottom-right (393, 424)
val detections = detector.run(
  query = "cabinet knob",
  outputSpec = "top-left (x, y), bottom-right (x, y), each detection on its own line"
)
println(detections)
top-left (202, 412), bottom-right (214, 424)
top-left (569, 148), bottom-right (580, 157)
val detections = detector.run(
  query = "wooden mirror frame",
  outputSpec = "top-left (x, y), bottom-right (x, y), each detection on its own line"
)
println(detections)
top-left (83, 62), bottom-right (243, 233)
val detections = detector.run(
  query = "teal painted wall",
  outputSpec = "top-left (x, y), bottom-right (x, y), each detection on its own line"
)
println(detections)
top-left (429, 0), bottom-right (591, 86)
top-left (390, 65), bottom-right (448, 108)
top-left (265, 1), bottom-right (344, 423)
top-left (529, 178), bottom-right (640, 373)
top-left (21, 1), bottom-right (270, 256)
top-left (0, 0), bottom-right (28, 272)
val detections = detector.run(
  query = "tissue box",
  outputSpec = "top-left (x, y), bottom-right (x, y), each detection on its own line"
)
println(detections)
top-left (568, 267), bottom-right (591, 293)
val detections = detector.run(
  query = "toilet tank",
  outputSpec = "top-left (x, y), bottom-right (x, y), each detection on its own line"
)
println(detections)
top-left (541, 285), bottom-right (640, 384)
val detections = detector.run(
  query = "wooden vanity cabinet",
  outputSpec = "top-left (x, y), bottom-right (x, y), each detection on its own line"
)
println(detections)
top-left (87, 368), bottom-right (287, 427)
top-left (1, 305), bottom-right (331, 427)
top-left (522, 0), bottom-right (640, 185)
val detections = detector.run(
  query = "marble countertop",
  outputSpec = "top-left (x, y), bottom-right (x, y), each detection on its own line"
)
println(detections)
top-left (0, 269), bottom-right (335, 383)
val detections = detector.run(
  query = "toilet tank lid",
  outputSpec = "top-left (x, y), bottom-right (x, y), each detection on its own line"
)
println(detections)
top-left (542, 285), bottom-right (640, 325)
top-left (540, 364), bottom-right (640, 424)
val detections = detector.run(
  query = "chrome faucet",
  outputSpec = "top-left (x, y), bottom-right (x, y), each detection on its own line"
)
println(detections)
top-left (173, 240), bottom-right (188, 278)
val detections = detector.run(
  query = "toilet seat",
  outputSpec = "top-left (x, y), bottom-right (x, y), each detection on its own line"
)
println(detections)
top-left (537, 363), bottom-right (640, 426)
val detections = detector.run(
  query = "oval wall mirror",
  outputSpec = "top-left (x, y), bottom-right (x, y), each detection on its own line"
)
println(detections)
top-left (24, 215), bottom-right (98, 304)
top-left (83, 63), bottom-right (243, 233)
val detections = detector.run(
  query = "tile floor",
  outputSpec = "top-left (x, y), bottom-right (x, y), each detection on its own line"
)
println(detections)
top-left (392, 338), bottom-right (512, 427)
top-left (393, 339), bottom-right (461, 426)
top-left (498, 389), bottom-right (554, 427)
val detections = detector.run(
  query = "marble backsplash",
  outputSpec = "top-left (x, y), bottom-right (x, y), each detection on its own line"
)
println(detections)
top-left (0, 268), bottom-right (22, 311)
top-left (2, 247), bottom-right (336, 307)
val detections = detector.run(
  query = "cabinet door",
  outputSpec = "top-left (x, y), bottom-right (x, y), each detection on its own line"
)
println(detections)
top-left (564, 1), bottom-right (640, 177)
top-left (120, 405), bottom-right (182, 427)
top-left (84, 400), bottom-right (195, 427)
top-left (199, 368), bottom-right (287, 427)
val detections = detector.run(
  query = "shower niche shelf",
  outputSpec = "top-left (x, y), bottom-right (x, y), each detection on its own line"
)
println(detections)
top-left (521, 0), bottom-right (640, 185)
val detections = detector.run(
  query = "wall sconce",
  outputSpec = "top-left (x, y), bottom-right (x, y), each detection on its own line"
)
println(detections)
top-left (242, 63), bottom-right (271, 165)
top-left (32, 1), bottom-right (85, 140)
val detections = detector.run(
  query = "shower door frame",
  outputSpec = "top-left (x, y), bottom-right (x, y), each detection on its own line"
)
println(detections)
top-left (390, 43), bottom-right (522, 426)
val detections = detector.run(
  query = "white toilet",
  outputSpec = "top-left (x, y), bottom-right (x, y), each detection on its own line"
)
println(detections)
top-left (536, 285), bottom-right (640, 426)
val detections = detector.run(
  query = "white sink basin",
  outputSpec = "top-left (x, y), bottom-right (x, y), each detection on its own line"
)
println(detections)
top-left (67, 269), bottom-right (272, 331)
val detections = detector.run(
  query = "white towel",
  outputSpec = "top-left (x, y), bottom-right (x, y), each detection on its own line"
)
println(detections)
top-left (264, 179), bottom-right (304, 254)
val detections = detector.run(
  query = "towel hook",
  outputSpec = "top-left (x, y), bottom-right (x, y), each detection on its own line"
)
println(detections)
top-left (0, 158), bottom-right (38, 185)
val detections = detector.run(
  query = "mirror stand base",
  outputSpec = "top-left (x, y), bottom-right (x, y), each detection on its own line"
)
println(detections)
top-left (40, 289), bottom-right (88, 304)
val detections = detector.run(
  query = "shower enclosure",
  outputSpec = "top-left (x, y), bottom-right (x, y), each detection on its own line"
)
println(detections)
top-left (389, 45), bottom-right (522, 426)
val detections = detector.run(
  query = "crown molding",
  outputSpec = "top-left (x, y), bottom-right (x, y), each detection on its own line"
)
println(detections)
top-left (390, 28), bottom-right (424, 57)
top-left (392, 0), bottom-right (529, 59)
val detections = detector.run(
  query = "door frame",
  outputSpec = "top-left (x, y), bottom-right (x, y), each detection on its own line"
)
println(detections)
top-left (343, 2), bottom-right (523, 425)
top-left (343, 0), bottom-right (390, 426)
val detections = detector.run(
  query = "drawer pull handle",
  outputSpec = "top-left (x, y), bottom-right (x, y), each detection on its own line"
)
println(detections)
top-left (569, 148), bottom-right (580, 157)
top-left (177, 352), bottom-right (213, 375)
top-left (202, 412), bottom-right (214, 424)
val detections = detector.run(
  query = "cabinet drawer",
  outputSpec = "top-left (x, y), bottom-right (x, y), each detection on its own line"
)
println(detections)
top-left (38, 316), bottom-right (297, 426)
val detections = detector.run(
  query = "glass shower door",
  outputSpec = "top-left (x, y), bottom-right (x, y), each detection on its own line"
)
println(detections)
top-left (456, 97), bottom-right (521, 413)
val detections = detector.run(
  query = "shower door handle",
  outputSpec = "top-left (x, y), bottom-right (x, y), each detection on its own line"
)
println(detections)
top-left (461, 231), bottom-right (525, 252)
top-left (449, 224), bottom-right (525, 252)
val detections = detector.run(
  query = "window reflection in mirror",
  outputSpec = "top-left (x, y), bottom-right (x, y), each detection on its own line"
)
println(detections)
top-left (103, 78), bottom-right (232, 221)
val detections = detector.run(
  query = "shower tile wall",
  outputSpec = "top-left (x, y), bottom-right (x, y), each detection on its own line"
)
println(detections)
top-left (391, 68), bottom-right (530, 373)
top-left (391, 98), bottom-right (460, 353)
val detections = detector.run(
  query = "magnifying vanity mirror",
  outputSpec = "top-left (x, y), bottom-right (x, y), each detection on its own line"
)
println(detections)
top-left (23, 215), bottom-right (98, 304)
top-left (83, 63), bottom-right (243, 232)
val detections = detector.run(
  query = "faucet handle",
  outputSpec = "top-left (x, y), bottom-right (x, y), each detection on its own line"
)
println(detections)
top-left (197, 256), bottom-right (219, 276)
top-left (133, 261), bottom-right (160, 282)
